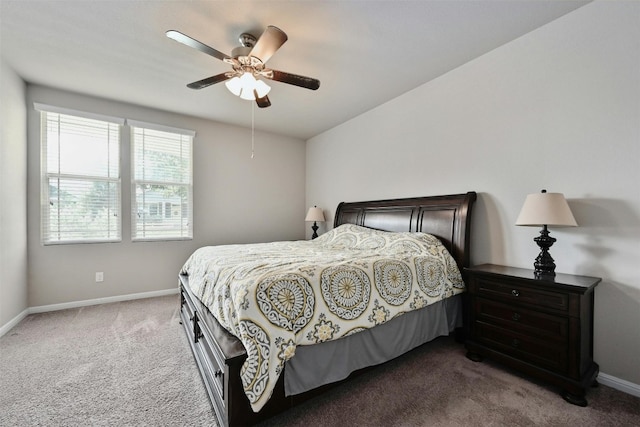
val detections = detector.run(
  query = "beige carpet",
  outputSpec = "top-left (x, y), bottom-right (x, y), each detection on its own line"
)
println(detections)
top-left (0, 295), bottom-right (212, 426)
top-left (1, 295), bottom-right (639, 426)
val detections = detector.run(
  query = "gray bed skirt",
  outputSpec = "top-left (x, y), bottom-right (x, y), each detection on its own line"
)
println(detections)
top-left (284, 293), bottom-right (463, 396)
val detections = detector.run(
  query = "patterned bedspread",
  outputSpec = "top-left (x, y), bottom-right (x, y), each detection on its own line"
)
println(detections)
top-left (180, 224), bottom-right (465, 411)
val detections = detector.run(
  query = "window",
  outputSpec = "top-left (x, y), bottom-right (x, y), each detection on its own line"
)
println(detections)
top-left (37, 104), bottom-right (123, 244)
top-left (130, 120), bottom-right (193, 241)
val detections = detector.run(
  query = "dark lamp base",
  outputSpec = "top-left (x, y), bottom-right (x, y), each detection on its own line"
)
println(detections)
top-left (533, 225), bottom-right (557, 277)
top-left (311, 222), bottom-right (319, 239)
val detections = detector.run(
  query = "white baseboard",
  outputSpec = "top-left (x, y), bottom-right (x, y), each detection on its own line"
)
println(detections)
top-left (0, 288), bottom-right (179, 337)
top-left (0, 308), bottom-right (30, 338)
top-left (598, 372), bottom-right (640, 398)
top-left (28, 288), bottom-right (179, 314)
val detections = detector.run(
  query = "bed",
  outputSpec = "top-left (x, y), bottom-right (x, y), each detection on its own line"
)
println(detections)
top-left (178, 191), bottom-right (476, 426)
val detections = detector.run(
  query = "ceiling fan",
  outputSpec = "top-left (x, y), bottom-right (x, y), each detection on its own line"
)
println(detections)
top-left (166, 26), bottom-right (320, 108)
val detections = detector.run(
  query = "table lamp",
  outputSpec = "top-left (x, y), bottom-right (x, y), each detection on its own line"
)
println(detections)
top-left (305, 206), bottom-right (325, 239)
top-left (515, 189), bottom-right (577, 277)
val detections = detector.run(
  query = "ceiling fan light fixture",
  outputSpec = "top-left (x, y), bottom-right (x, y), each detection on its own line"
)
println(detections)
top-left (227, 72), bottom-right (271, 101)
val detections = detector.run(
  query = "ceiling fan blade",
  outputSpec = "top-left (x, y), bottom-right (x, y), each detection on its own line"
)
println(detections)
top-left (249, 26), bottom-right (288, 63)
top-left (267, 70), bottom-right (320, 90)
top-left (255, 93), bottom-right (271, 108)
top-left (187, 73), bottom-right (230, 89)
top-left (166, 30), bottom-right (230, 62)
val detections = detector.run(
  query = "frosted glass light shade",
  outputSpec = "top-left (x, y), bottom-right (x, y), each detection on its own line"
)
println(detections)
top-left (305, 207), bottom-right (325, 222)
top-left (226, 73), bottom-right (271, 101)
top-left (224, 77), bottom-right (242, 96)
top-left (254, 79), bottom-right (271, 98)
top-left (239, 73), bottom-right (256, 100)
top-left (516, 192), bottom-right (577, 227)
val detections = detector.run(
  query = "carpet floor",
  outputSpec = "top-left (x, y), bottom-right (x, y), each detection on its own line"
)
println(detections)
top-left (1, 294), bottom-right (639, 426)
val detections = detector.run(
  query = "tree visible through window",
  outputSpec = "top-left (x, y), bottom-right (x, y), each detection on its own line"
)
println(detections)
top-left (39, 106), bottom-right (122, 244)
top-left (131, 122), bottom-right (193, 241)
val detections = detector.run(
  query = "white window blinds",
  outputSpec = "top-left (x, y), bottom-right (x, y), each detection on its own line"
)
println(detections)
top-left (130, 121), bottom-right (193, 241)
top-left (39, 107), bottom-right (122, 244)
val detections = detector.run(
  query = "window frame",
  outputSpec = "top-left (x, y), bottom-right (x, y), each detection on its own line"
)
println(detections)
top-left (129, 119), bottom-right (194, 242)
top-left (36, 103), bottom-right (124, 245)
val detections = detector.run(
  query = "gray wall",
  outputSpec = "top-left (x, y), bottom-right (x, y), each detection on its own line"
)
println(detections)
top-left (307, 3), bottom-right (640, 386)
top-left (0, 59), bottom-right (28, 327)
top-left (26, 85), bottom-right (306, 307)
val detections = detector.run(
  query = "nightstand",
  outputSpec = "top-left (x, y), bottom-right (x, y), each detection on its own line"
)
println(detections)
top-left (464, 264), bottom-right (601, 406)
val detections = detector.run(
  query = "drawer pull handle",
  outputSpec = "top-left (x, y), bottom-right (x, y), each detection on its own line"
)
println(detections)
top-left (512, 313), bottom-right (521, 321)
top-left (512, 339), bottom-right (520, 348)
top-left (511, 289), bottom-right (520, 297)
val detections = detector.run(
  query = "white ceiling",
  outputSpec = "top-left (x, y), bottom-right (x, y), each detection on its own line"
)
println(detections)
top-left (0, 1), bottom-right (589, 140)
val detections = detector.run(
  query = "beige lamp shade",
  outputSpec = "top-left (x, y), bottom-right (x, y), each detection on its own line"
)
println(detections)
top-left (305, 207), bottom-right (325, 222)
top-left (515, 192), bottom-right (577, 227)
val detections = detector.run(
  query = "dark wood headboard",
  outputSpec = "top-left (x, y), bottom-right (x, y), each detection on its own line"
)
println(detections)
top-left (334, 192), bottom-right (477, 269)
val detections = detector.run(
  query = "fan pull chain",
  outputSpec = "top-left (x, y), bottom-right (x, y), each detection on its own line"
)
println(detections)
top-left (251, 101), bottom-right (255, 159)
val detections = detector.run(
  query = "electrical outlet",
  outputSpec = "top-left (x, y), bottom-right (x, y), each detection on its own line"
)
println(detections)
top-left (95, 272), bottom-right (104, 282)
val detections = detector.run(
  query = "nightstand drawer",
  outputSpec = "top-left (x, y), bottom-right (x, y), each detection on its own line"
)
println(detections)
top-left (474, 277), bottom-right (569, 313)
top-left (475, 321), bottom-right (568, 374)
top-left (475, 297), bottom-right (568, 340)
